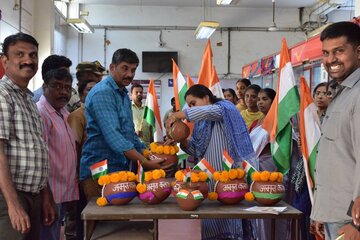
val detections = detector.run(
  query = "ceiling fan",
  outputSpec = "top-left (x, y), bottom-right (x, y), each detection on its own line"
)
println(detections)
top-left (268, 0), bottom-right (278, 31)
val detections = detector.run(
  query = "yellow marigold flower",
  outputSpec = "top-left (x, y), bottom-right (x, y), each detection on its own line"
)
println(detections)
top-left (159, 169), bottom-right (166, 178)
top-left (110, 173), bottom-right (120, 183)
top-left (269, 172), bottom-right (279, 182)
top-left (150, 142), bottom-right (157, 149)
top-left (251, 172), bottom-right (261, 182)
top-left (220, 171), bottom-right (229, 183)
top-left (98, 175), bottom-right (110, 186)
top-left (260, 171), bottom-right (270, 181)
top-left (191, 172), bottom-right (200, 183)
top-left (213, 171), bottom-right (221, 181)
top-left (117, 171), bottom-right (128, 182)
top-left (244, 192), bottom-right (255, 201)
top-left (96, 197), bottom-right (108, 207)
top-left (152, 170), bottom-right (162, 180)
top-left (136, 183), bottom-right (147, 193)
top-left (277, 172), bottom-right (283, 182)
top-left (150, 145), bottom-right (157, 153)
top-left (156, 146), bottom-right (164, 154)
top-left (198, 172), bottom-right (208, 182)
top-left (237, 169), bottom-right (245, 179)
top-left (127, 172), bottom-right (136, 182)
top-left (163, 146), bottom-right (170, 155)
top-left (229, 169), bottom-right (238, 180)
top-left (170, 148), bottom-right (176, 155)
top-left (144, 171), bottom-right (153, 182)
top-left (142, 149), bottom-right (150, 158)
top-left (175, 170), bottom-right (185, 182)
top-left (174, 145), bottom-right (179, 153)
top-left (208, 192), bottom-right (218, 201)
top-left (170, 181), bottom-right (176, 187)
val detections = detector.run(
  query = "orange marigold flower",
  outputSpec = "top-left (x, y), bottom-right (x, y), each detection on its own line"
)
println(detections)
top-left (150, 145), bottom-right (157, 153)
top-left (170, 148), bottom-right (176, 155)
top-left (208, 192), bottom-right (218, 201)
top-left (98, 175), bottom-right (110, 186)
top-left (244, 192), bottom-right (255, 201)
top-left (260, 171), bottom-right (270, 181)
top-left (118, 171), bottom-right (128, 182)
top-left (251, 171), bottom-right (261, 182)
top-left (159, 169), bottom-right (166, 178)
top-left (219, 171), bottom-right (229, 183)
top-left (237, 169), bottom-right (245, 179)
top-left (150, 142), bottom-right (157, 149)
top-left (175, 170), bottom-right (184, 181)
top-left (277, 172), bottom-right (283, 182)
top-left (110, 173), bottom-right (120, 183)
top-left (170, 181), bottom-right (176, 187)
top-left (144, 172), bottom-right (152, 182)
top-left (163, 146), bottom-right (171, 155)
top-left (174, 145), bottom-right (179, 153)
top-left (136, 183), bottom-right (147, 193)
top-left (156, 146), bottom-right (164, 154)
top-left (127, 172), bottom-right (136, 181)
top-left (96, 197), bottom-right (108, 206)
top-left (198, 172), bottom-right (208, 182)
top-left (191, 172), bottom-right (200, 183)
top-left (229, 169), bottom-right (238, 180)
top-left (142, 149), bottom-right (150, 158)
top-left (152, 170), bottom-right (162, 180)
top-left (213, 171), bottom-right (221, 181)
top-left (269, 172), bottom-right (279, 182)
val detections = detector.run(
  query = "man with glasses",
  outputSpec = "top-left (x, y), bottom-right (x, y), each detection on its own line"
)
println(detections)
top-left (37, 68), bottom-right (78, 240)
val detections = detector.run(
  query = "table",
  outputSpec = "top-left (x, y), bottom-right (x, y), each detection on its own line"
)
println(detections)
top-left (82, 197), bottom-right (303, 240)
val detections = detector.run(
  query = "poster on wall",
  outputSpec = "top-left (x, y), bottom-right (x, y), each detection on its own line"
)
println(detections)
top-left (130, 79), bottom-right (161, 106)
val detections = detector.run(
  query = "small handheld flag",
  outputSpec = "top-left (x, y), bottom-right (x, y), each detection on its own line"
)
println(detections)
top-left (137, 160), bottom-right (145, 183)
top-left (222, 150), bottom-right (234, 171)
top-left (90, 159), bottom-right (108, 180)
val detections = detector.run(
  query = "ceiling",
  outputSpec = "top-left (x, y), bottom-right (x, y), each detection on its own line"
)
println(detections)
top-left (80, 0), bottom-right (319, 8)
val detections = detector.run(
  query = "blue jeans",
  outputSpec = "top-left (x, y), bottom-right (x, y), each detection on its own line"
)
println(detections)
top-left (324, 221), bottom-right (351, 240)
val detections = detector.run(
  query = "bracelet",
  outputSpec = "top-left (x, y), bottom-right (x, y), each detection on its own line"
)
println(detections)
top-left (140, 158), bottom-right (147, 165)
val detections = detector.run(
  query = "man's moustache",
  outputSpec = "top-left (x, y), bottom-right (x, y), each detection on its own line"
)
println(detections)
top-left (20, 64), bottom-right (36, 70)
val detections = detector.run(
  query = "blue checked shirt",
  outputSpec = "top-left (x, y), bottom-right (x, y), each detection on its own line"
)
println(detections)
top-left (80, 76), bottom-right (145, 180)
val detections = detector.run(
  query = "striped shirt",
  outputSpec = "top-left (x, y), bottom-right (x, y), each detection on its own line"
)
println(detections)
top-left (37, 95), bottom-right (78, 204)
top-left (0, 76), bottom-right (48, 193)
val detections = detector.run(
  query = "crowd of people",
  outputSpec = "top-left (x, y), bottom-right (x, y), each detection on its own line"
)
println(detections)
top-left (0, 21), bottom-right (359, 240)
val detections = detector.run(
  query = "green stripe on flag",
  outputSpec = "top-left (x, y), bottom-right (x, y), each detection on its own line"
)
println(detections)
top-left (308, 141), bottom-right (319, 186)
top-left (271, 123), bottom-right (293, 174)
top-left (178, 85), bottom-right (188, 110)
top-left (92, 170), bottom-right (107, 180)
top-left (277, 87), bottom-right (300, 132)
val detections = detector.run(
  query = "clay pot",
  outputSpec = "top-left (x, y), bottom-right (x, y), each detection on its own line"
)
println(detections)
top-left (215, 179), bottom-right (248, 205)
top-left (175, 183), bottom-right (203, 211)
top-left (150, 151), bottom-right (179, 178)
top-left (138, 178), bottom-right (171, 204)
top-left (168, 120), bottom-right (190, 142)
top-left (103, 181), bottom-right (137, 205)
top-left (172, 181), bottom-right (208, 199)
top-left (250, 181), bottom-right (285, 206)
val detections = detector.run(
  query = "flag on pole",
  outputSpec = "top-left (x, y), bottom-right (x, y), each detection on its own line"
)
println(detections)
top-left (143, 79), bottom-right (163, 142)
top-left (242, 160), bottom-right (258, 185)
top-left (193, 158), bottom-right (216, 180)
top-left (222, 150), bottom-right (234, 171)
top-left (186, 74), bottom-right (195, 88)
top-left (137, 160), bottom-right (145, 183)
top-left (172, 59), bottom-right (188, 111)
top-left (262, 38), bottom-right (300, 174)
top-left (183, 166), bottom-right (191, 182)
top-left (299, 76), bottom-right (321, 205)
top-left (90, 159), bottom-right (108, 180)
top-left (210, 66), bottom-right (224, 98)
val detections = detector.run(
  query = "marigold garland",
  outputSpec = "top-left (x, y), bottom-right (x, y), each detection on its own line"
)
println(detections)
top-left (174, 170), bottom-right (209, 182)
top-left (136, 169), bottom-right (167, 183)
top-left (146, 142), bottom-right (180, 156)
top-left (136, 183), bottom-right (147, 193)
top-left (208, 192), bottom-right (218, 201)
top-left (251, 171), bottom-right (283, 182)
top-left (212, 168), bottom-right (246, 183)
top-left (244, 192), bottom-right (255, 201)
top-left (96, 197), bottom-right (108, 207)
top-left (97, 171), bottom-right (137, 186)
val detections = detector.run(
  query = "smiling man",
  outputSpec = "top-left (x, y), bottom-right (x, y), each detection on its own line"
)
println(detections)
top-left (311, 21), bottom-right (360, 240)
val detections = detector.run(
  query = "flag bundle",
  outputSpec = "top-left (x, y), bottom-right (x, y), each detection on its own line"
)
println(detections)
top-left (262, 38), bottom-right (300, 174)
top-left (137, 160), bottom-right (145, 184)
top-left (143, 79), bottom-right (163, 142)
top-left (222, 150), bottom-right (234, 171)
top-left (193, 158), bottom-right (216, 181)
top-left (299, 76), bottom-right (321, 204)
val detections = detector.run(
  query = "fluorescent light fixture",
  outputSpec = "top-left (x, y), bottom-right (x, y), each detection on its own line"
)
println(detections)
top-left (66, 18), bottom-right (94, 34)
top-left (195, 21), bottom-right (219, 40)
top-left (217, 0), bottom-right (233, 5)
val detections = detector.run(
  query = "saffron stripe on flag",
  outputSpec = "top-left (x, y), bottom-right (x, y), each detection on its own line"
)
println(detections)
top-left (242, 160), bottom-right (257, 184)
top-left (222, 150), bottom-right (234, 171)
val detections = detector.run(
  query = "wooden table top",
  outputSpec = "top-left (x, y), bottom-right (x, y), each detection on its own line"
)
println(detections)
top-left (82, 197), bottom-right (303, 221)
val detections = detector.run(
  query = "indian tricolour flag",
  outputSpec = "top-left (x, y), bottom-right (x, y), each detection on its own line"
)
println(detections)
top-left (90, 159), bottom-right (108, 180)
top-left (242, 160), bottom-right (258, 185)
top-left (176, 189), bottom-right (190, 199)
top-left (299, 76), bottom-right (321, 205)
top-left (172, 59), bottom-right (187, 111)
top-left (191, 190), bottom-right (204, 200)
top-left (193, 158), bottom-right (215, 181)
top-left (143, 79), bottom-right (163, 142)
top-left (262, 38), bottom-right (300, 174)
top-left (137, 160), bottom-right (145, 183)
top-left (222, 150), bottom-right (234, 171)
top-left (183, 166), bottom-right (191, 183)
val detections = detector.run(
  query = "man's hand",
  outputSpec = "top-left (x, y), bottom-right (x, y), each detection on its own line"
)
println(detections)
top-left (314, 221), bottom-right (325, 239)
top-left (7, 203), bottom-right (30, 234)
top-left (41, 185), bottom-right (57, 226)
top-left (352, 197), bottom-right (360, 226)
top-left (338, 223), bottom-right (360, 240)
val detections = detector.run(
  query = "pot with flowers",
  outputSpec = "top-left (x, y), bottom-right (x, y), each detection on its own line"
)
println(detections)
top-left (245, 171), bottom-right (285, 206)
top-left (96, 171), bottom-right (138, 207)
top-left (144, 142), bottom-right (180, 177)
top-left (136, 163), bottom-right (171, 204)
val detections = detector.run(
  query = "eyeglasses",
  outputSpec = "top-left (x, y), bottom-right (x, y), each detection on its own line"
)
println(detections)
top-left (48, 83), bottom-right (72, 92)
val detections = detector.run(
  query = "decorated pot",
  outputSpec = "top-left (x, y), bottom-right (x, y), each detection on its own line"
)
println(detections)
top-left (215, 179), bottom-right (248, 205)
top-left (150, 153), bottom-right (179, 178)
top-left (172, 180), bottom-right (208, 199)
top-left (250, 181), bottom-right (285, 206)
top-left (103, 181), bottom-right (138, 205)
top-left (168, 120), bottom-right (190, 142)
top-left (175, 183), bottom-right (204, 211)
top-left (138, 178), bottom-right (171, 204)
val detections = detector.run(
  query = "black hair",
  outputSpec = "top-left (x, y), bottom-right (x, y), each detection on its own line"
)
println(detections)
top-left (224, 88), bottom-right (237, 98)
top-left (131, 83), bottom-right (143, 92)
top-left (77, 79), bottom-right (97, 96)
top-left (111, 48), bottom-right (139, 65)
top-left (245, 84), bottom-right (262, 95)
top-left (259, 88), bottom-right (276, 102)
top-left (184, 84), bottom-right (221, 104)
top-left (313, 82), bottom-right (328, 98)
top-left (236, 78), bottom-right (251, 87)
top-left (44, 68), bottom-right (73, 85)
top-left (2, 32), bottom-right (38, 57)
top-left (171, 97), bottom-right (175, 103)
top-left (320, 21), bottom-right (360, 47)
top-left (41, 55), bottom-right (72, 80)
